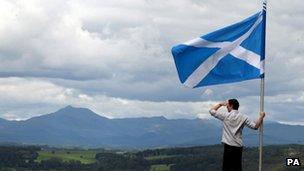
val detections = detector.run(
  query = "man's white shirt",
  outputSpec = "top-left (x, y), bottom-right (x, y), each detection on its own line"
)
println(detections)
top-left (209, 109), bottom-right (257, 147)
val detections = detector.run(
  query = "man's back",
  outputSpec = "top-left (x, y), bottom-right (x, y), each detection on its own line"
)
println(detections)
top-left (210, 109), bottom-right (257, 147)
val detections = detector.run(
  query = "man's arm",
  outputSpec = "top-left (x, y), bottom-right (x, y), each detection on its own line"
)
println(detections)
top-left (211, 101), bottom-right (227, 111)
top-left (254, 112), bottom-right (266, 129)
top-left (209, 101), bottom-right (227, 121)
top-left (245, 112), bottom-right (266, 130)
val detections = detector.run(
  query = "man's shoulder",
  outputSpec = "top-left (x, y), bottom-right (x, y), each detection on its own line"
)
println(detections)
top-left (234, 111), bottom-right (250, 121)
top-left (234, 110), bottom-right (247, 117)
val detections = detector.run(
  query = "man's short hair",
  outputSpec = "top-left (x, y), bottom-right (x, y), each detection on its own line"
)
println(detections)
top-left (228, 99), bottom-right (239, 110)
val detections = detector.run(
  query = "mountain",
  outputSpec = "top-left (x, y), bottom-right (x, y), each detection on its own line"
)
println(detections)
top-left (0, 106), bottom-right (303, 148)
top-left (0, 118), bottom-right (8, 124)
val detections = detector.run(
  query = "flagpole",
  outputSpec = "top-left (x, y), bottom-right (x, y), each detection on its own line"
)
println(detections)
top-left (259, 1), bottom-right (267, 171)
top-left (259, 77), bottom-right (265, 171)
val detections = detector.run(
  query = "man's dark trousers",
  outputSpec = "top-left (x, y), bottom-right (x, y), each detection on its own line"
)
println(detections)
top-left (222, 143), bottom-right (243, 171)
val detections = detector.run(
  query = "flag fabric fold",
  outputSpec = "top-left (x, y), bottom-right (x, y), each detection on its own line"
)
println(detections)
top-left (171, 11), bottom-right (266, 88)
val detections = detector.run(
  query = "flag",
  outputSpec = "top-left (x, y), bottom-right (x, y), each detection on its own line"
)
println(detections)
top-left (171, 11), bottom-right (266, 88)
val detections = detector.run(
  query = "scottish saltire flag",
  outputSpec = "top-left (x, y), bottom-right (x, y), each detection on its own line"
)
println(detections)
top-left (171, 11), bottom-right (266, 88)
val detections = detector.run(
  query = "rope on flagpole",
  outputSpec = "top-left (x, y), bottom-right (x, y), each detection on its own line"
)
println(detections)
top-left (259, 1), bottom-right (267, 171)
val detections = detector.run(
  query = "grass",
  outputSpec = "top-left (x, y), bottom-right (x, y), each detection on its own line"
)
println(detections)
top-left (36, 150), bottom-right (98, 164)
top-left (149, 164), bottom-right (172, 171)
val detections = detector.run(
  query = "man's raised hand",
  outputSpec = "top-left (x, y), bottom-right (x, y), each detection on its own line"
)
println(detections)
top-left (220, 101), bottom-right (228, 106)
top-left (260, 112), bottom-right (266, 118)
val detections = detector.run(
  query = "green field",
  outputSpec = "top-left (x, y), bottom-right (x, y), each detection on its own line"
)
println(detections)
top-left (36, 150), bottom-right (98, 164)
top-left (149, 164), bottom-right (171, 171)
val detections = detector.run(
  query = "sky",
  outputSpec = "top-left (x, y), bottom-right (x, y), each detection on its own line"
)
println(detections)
top-left (0, 0), bottom-right (303, 125)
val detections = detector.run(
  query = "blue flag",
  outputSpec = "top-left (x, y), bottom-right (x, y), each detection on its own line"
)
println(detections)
top-left (171, 11), bottom-right (266, 88)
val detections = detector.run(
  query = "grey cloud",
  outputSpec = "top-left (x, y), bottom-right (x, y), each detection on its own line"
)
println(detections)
top-left (0, 0), bottom-right (303, 123)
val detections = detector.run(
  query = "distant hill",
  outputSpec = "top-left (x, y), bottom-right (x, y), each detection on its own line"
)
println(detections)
top-left (0, 106), bottom-right (304, 148)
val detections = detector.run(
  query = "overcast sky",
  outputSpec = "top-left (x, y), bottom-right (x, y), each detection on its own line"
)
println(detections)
top-left (0, 0), bottom-right (303, 125)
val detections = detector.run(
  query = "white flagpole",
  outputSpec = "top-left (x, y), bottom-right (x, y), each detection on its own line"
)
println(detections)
top-left (259, 1), bottom-right (267, 171)
top-left (259, 77), bottom-right (265, 171)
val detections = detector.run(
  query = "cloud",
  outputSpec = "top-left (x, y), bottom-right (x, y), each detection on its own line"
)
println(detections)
top-left (0, 77), bottom-right (215, 120)
top-left (0, 77), bottom-right (302, 126)
top-left (0, 0), bottom-right (303, 124)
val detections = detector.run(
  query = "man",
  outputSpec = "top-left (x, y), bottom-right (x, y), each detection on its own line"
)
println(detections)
top-left (209, 99), bottom-right (265, 171)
